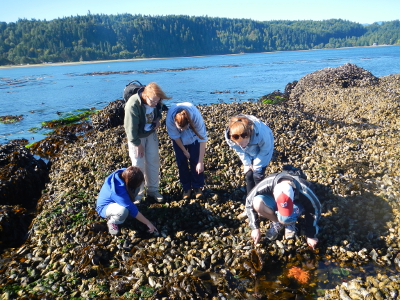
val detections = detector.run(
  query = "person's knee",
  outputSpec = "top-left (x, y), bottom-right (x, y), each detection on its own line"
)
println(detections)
top-left (253, 195), bottom-right (275, 218)
top-left (252, 169), bottom-right (265, 182)
top-left (109, 206), bottom-right (129, 223)
top-left (252, 197), bottom-right (264, 213)
top-left (245, 170), bottom-right (254, 181)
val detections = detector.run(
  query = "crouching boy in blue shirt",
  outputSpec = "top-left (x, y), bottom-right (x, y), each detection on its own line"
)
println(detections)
top-left (96, 166), bottom-right (158, 235)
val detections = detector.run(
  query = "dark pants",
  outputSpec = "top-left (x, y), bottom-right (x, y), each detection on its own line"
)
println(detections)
top-left (172, 140), bottom-right (204, 191)
top-left (245, 166), bottom-right (267, 194)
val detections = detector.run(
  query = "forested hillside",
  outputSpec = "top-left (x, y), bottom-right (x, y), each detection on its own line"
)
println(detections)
top-left (0, 14), bottom-right (399, 65)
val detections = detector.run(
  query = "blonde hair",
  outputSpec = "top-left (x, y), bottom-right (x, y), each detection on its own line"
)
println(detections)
top-left (228, 115), bottom-right (254, 136)
top-left (142, 82), bottom-right (172, 104)
top-left (175, 108), bottom-right (205, 140)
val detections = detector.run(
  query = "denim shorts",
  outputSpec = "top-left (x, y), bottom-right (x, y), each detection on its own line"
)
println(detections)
top-left (255, 194), bottom-right (303, 225)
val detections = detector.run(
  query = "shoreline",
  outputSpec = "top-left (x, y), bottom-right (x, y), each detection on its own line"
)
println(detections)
top-left (0, 44), bottom-right (396, 70)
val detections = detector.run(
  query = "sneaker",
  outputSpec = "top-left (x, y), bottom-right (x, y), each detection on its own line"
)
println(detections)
top-left (148, 191), bottom-right (164, 203)
top-left (133, 194), bottom-right (143, 205)
top-left (107, 221), bottom-right (119, 235)
top-left (284, 223), bottom-right (297, 239)
top-left (194, 188), bottom-right (203, 200)
top-left (183, 190), bottom-right (191, 200)
top-left (265, 222), bottom-right (284, 241)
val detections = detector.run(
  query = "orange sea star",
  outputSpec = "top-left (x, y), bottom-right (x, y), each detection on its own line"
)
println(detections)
top-left (287, 266), bottom-right (310, 284)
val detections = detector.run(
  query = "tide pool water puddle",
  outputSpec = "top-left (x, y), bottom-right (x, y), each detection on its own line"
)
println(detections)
top-left (235, 249), bottom-right (396, 299)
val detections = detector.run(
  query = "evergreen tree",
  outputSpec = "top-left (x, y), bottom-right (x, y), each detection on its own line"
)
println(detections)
top-left (0, 14), bottom-right (398, 66)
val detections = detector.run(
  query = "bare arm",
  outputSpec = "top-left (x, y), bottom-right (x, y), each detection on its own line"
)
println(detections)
top-left (135, 212), bottom-right (158, 233)
top-left (250, 196), bottom-right (279, 244)
top-left (196, 141), bottom-right (206, 174)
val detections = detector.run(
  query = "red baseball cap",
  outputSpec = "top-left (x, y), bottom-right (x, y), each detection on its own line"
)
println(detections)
top-left (273, 181), bottom-right (294, 217)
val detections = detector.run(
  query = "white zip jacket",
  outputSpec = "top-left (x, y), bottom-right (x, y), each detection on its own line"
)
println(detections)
top-left (224, 115), bottom-right (274, 172)
top-left (166, 102), bottom-right (208, 145)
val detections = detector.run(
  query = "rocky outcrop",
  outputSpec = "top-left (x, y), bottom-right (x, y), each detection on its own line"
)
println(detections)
top-left (0, 141), bottom-right (48, 207)
top-left (0, 140), bottom-right (48, 250)
top-left (291, 63), bottom-right (379, 94)
top-left (0, 205), bottom-right (34, 250)
top-left (288, 63), bottom-right (400, 124)
top-left (91, 100), bottom-right (125, 131)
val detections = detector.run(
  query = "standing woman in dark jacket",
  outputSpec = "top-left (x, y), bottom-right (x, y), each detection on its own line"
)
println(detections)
top-left (124, 82), bottom-right (171, 203)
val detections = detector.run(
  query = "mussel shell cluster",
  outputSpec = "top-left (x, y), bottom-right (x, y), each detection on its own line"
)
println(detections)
top-left (0, 63), bottom-right (399, 299)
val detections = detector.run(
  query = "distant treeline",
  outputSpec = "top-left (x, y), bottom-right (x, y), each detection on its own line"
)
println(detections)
top-left (0, 14), bottom-right (399, 65)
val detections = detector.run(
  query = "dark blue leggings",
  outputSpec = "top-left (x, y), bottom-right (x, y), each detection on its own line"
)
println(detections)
top-left (245, 166), bottom-right (267, 194)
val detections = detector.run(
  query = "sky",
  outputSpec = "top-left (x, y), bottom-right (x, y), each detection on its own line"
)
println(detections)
top-left (1, 0), bottom-right (399, 24)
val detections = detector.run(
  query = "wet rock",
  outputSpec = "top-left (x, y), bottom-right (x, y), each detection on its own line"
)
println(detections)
top-left (290, 63), bottom-right (379, 98)
top-left (0, 205), bottom-right (34, 249)
top-left (0, 141), bottom-right (48, 250)
top-left (29, 122), bottom-right (92, 159)
top-left (91, 100), bottom-right (125, 131)
top-left (0, 142), bottom-right (48, 207)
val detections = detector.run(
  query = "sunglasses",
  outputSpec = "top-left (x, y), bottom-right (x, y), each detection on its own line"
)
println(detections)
top-left (231, 133), bottom-right (249, 140)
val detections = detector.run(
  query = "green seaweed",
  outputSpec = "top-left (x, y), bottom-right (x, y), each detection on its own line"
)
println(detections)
top-left (331, 268), bottom-right (341, 275)
top-left (0, 114), bottom-right (23, 123)
top-left (28, 127), bottom-right (41, 133)
top-left (138, 286), bottom-right (155, 297)
top-left (261, 95), bottom-right (286, 104)
top-left (25, 142), bottom-right (36, 148)
top-left (41, 108), bottom-right (96, 129)
top-left (259, 90), bottom-right (287, 105)
top-left (340, 268), bottom-right (351, 276)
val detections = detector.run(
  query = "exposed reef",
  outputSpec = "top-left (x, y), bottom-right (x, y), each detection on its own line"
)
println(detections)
top-left (0, 63), bottom-right (399, 299)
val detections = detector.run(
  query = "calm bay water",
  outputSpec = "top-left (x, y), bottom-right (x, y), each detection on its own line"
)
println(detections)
top-left (1, 46), bottom-right (399, 144)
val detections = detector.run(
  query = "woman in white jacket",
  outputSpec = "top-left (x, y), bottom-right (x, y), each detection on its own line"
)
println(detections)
top-left (225, 114), bottom-right (274, 196)
top-left (166, 102), bottom-right (208, 200)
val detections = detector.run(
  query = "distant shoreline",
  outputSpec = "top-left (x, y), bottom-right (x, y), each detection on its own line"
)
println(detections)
top-left (0, 45), bottom-right (396, 70)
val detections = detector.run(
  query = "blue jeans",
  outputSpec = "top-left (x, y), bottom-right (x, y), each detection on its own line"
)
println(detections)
top-left (173, 140), bottom-right (204, 191)
top-left (256, 194), bottom-right (304, 224)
